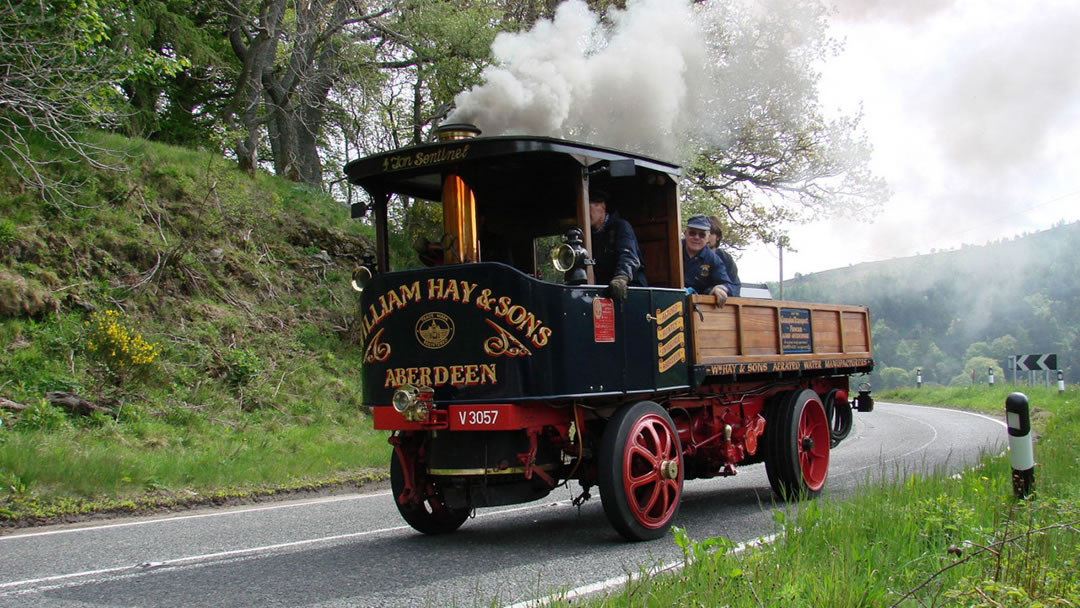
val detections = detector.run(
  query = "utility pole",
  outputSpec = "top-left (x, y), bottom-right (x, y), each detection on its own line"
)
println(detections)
top-left (777, 236), bottom-right (789, 300)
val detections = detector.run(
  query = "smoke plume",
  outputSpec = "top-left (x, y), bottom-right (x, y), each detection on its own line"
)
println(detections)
top-left (448, 0), bottom-right (710, 161)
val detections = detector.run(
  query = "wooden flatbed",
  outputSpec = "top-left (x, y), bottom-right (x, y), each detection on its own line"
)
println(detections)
top-left (688, 295), bottom-right (873, 384)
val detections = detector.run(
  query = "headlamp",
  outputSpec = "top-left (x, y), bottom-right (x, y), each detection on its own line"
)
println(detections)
top-left (350, 253), bottom-right (377, 292)
top-left (550, 227), bottom-right (591, 285)
top-left (391, 384), bottom-right (434, 422)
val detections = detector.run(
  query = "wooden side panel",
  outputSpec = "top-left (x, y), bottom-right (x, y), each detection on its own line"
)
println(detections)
top-left (813, 310), bottom-right (841, 354)
top-left (843, 310), bottom-right (870, 352)
top-left (742, 306), bottom-right (780, 355)
top-left (691, 304), bottom-right (739, 359)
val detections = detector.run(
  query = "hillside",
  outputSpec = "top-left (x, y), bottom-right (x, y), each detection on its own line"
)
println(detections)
top-left (777, 221), bottom-right (1080, 388)
top-left (1, 133), bottom-right (390, 523)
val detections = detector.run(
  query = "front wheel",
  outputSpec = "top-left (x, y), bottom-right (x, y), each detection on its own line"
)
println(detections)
top-left (763, 389), bottom-right (831, 500)
top-left (389, 447), bottom-right (469, 535)
top-left (598, 401), bottom-right (683, 541)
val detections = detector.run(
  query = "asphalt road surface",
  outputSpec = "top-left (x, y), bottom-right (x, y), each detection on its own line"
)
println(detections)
top-left (0, 402), bottom-right (1006, 607)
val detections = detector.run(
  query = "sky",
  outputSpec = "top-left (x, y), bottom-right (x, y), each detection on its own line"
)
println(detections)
top-left (737, 0), bottom-right (1080, 283)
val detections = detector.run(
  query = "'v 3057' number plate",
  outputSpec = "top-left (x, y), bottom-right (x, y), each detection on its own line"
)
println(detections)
top-left (447, 404), bottom-right (569, 431)
top-left (459, 409), bottom-right (498, 427)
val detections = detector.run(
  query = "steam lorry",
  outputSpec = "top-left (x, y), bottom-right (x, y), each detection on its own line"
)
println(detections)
top-left (344, 124), bottom-right (874, 541)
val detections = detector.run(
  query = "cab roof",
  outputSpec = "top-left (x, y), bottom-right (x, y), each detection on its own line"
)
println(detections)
top-left (344, 134), bottom-right (680, 213)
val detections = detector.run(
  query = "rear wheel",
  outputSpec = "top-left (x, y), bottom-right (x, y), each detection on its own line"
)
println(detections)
top-left (390, 448), bottom-right (469, 535)
top-left (598, 401), bottom-right (683, 541)
top-left (764, 389), bottom-right (830, 500)
top-left (824, 388), bottom-right (852, 445)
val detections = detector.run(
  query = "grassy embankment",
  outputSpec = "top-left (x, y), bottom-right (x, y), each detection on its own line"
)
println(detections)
top-left (569, 386), bottom-right (1079, 607)
top-left (1, 132), bottom-right (393, 526)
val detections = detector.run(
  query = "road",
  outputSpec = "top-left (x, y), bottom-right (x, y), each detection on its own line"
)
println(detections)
top-left (0, 402), bottom-right (1006, 607)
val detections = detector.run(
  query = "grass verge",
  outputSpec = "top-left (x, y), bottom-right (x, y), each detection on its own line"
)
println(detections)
top-left (565, 386), bottom-right (1080, 607)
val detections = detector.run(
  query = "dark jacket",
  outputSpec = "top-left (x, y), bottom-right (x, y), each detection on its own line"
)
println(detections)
top-left (713, 247), bottom-right (741, 297)
top-left (683, 241), bottom-right (736, 295)
top-left (592, 212), bottom-right (647, 286)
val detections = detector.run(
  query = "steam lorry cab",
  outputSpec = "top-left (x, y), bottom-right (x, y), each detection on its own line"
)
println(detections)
top-left (343, 124), bottom-right (874, 541)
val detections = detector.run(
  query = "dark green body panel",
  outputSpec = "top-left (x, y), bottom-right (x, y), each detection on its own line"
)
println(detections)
top-left (358, 263), bottom-right (689, 405)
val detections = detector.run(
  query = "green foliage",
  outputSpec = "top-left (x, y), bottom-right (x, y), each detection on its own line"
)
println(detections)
top-left (782, 222), bottom-right (1080, 388)
top-left (0, 218), bottom-right (15, 250)
top-left (574, 389), bottom-right (1080, 608)
top-left (0, 130), bottom-right (381, 523)
top-left (224, 348), bottom-right (261, 390)
top-left (16, 399), bottom-right (70, 431)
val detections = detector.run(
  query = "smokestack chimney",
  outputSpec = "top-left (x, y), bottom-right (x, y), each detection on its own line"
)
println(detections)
top-left (436, 123), bottom-right (482, 141)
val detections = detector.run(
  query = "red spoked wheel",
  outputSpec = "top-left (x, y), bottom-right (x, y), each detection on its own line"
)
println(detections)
top-left (390, 446), bottom-right (469, 535)
top-left (598, 401), bottom-right (683, 541)
top-left (763, 389), bottom-right (831, 500)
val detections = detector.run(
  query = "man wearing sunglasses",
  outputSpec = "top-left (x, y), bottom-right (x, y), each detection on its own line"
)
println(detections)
top-left (683, 215), bottom-right (736, 305)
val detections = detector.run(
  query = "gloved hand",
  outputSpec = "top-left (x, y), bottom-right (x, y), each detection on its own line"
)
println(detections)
top-left (608, 274), bottom-right (630, 300)
top-left (710, 284), bottom-right (728, 306)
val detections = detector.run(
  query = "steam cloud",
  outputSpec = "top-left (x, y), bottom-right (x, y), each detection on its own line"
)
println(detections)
top-left (447, 0), bottom-right (710, 161)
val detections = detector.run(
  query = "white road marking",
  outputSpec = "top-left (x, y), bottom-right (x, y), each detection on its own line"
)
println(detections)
top-left (0, 499), bottom-right (571, 593)
top-left (504, 533), bottom-right (781, 608)
top-left (0, 492), bottom-right (391, 541)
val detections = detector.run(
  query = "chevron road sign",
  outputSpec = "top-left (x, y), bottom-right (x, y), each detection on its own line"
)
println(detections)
top-left (1015, 354), bottom-right (1058, 371)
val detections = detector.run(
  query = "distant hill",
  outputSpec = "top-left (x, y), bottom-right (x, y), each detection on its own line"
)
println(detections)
top-left (775, 221), bottom-right (1080, 388)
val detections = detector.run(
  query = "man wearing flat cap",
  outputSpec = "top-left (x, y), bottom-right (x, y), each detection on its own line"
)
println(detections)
top-left (683, 215), bottom-right (736, 304)
top-left (589, 189), bottom-right (647, 300)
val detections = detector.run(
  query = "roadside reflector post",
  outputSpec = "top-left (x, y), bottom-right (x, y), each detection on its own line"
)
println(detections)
top-left (988, 367), bottom-right (995, 386)
top-left (1058, 370), bottom-right (1065, 394)
top-left (1005, 392), bottom-right (1034, 499)
top-left (916, 368), bottom-right (922, 389)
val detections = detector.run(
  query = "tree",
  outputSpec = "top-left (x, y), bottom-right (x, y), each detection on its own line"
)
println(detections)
top-left (112, 0), bottom-right (234, 147)
top-left (445, 0), bottom-right (886, 252)
top-left (0, 0), bottom-right (181, 201)
top-left (680, 1), bottom-right (888, 250)
top-left (222, 0), bottom-right (506, 187)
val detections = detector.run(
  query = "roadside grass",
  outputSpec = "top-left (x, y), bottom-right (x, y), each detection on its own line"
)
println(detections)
top-left (1, 131), bottom-right (391, 525)
top-left (571, 386), bottom-right (1080, 607)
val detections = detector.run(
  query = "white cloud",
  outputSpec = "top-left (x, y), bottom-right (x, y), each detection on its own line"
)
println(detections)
top-left (737, 0), bottom-right (1080, 283)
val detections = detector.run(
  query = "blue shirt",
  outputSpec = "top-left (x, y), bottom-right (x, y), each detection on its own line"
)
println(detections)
top-left (592, 212), bottom-right (647, 286)
top-left (683, 241), bottom-right (736, 295)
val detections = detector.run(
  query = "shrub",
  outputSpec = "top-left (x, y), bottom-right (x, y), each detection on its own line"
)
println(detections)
top-left (16, 398), bottom-right (70, 431)
top-left (84, 310), bottom-right (161, 372)
top-left (224, 348), bottom-right (261, 389)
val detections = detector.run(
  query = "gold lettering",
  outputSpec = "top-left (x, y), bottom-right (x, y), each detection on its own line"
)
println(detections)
top-left (480, 364), bottom-right (496, 384)
top-left (459, 281), bottom-right (477, 303)
top-left (400, 281), bottom-right (422, 302)
top-left (434, 366), bottom-right (449, 385)
top-left (450, 365), bottom-right (465, 385)
top-left (386, 288), bottom-right (403, 312)
top-left (428, 278), bottom-right (445, 300)
top-left (384, 369), bottom-right (396, 388)
top-left (475, 289), bottom-right (494, 311)
top-left (532, 326), bottom-right (552, 348)
top-left (419, 367), bottom-right (432, 386)
top-left (465, 365), bottom-right (479, 385)
top-left (444, 279), bottom-right (460, 302)
top-left (506, 304), bottom-right (527, 327)
top-left (495, 296), bottom-right (512, 317)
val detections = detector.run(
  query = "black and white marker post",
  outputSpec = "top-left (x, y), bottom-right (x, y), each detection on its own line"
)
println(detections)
top-left (1058, 370), bottom-right (1065, 394)
top-left (1005, 392), bottom-right (1034, 499)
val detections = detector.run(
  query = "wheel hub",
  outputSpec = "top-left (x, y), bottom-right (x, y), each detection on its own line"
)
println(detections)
top-left (801, 436), bottom-right (814, 452)
top-left (659, 459), bottom-right (679, 480)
